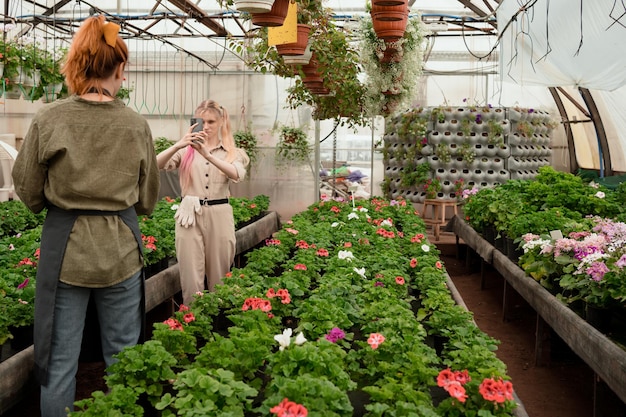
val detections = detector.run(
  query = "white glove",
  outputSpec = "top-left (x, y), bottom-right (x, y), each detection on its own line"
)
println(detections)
top-left (174, 196), bottom-right (201, 228)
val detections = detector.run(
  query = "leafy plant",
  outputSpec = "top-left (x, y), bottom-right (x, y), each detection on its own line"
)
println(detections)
top-left (515, 120), bottom-right (535, 137)
top-left (458, 141), bottom-right (476, 164)
top-left (400, 161), bottom-right (431, 188)
top-left (435, 143), bottom-right (451, 163)
top-left (156, 368), bottom-right (258, 416)
top-left (153, 136), bottom-right (175, 154)
top-left (116, 83), bottom-right (134, 101)
top-left (275, 125), bottom-right (311, 168)
top-left (233, 128), bottom-right (259, 167)
top-left (486, 119), bottom-right (504, 146)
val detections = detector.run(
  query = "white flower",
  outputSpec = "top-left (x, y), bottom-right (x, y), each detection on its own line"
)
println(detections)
top-left (589, 181), bottom-right (599, 189)
top-left (274, 328), bottom-right (293, 351)
top-left (358, 207), bottom-right (368, 213)
top-left (331, 222), bottom-right (340, 228)
top-left (595, 191), bottom-right (605, 199)
top-left (353, 267), bottom-right (367, 279)
top-left (294, 332), bottom-right (307, 345)
top-left (421, 244), bottom-right (430, 252)
top-left (338, 250), bottom-right (355, 261)
top-left (348, 212), bottom-right (359, 220)
top-left (171, 204), bottom-right (179, 210)
top-left (380, 219), bottom-right (393, 227)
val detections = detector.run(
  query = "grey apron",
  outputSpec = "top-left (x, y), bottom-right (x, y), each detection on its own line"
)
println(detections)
top-left (34, 205), bottom-right (145, 385)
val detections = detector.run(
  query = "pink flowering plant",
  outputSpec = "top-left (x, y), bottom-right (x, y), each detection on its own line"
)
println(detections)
top-left (519, 217), bottom-right (626, 309)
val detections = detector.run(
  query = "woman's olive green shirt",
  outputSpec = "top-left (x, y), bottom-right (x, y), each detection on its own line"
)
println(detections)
top-left (12, 95), bottom-right (160, 287)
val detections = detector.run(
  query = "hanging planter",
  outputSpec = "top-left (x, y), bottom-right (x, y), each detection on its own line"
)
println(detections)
top-left (298, 53), bottom-right (323, 83)
top-left (251, 0), bottom-right (290, 27)
top-left (234, 0), bottom-right (275, 14)
top-left (283, 42), bottom-right (313, 65)
top-left (41, 83), bottom-right (64, 103)
top-left (370, 3), bottom-right (409, 40)
top-left (372, 0), bottom-right (406, 5)
top-left (276, 24), bottom-right (311, 56)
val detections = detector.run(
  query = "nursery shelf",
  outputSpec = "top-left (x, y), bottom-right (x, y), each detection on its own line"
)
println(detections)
top-left (447, 215), bottom-right (626, 412)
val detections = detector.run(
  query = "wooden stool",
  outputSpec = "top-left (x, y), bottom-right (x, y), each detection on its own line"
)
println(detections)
top-left (421, 198), bottom-right (458, 241)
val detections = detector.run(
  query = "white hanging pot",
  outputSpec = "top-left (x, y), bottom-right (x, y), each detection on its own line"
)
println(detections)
top-left (284, 43), bottom-right (313, 65)
top-left (234, 0), bottom-right (275, 13)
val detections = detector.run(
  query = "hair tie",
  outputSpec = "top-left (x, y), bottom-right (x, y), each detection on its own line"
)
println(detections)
top-left (102, 21), bottom-right (120, 47)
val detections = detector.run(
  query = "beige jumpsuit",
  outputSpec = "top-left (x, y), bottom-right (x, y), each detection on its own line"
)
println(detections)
top-left (163, 145), bottom-right (248, 304)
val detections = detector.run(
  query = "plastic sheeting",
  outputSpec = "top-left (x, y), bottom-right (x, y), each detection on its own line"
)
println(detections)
top-left (498, 0), bottom-right (626, 91)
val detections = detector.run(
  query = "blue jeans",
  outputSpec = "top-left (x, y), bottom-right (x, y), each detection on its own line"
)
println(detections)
top-left (40, 271), bottom-right (143, 417)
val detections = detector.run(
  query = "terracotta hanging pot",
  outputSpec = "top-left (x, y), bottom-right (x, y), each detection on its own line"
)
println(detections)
top-left (251, 0), bottom-right (290, 27)
top-left (276, 24), bottom-right (311, 56)
top-left (304, 80), bottom-right (330, 95)
top-left (300, 55), bottom-right (323, 84)
top-left (372, 0), bottom-right (406, 5)
top-left (371, 0), bottom-right (409, 40)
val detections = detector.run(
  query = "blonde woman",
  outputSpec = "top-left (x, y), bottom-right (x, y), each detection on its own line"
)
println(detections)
top-left (157, 100), bottom-right (250, 305)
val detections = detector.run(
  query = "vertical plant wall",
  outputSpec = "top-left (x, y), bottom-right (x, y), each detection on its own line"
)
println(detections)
top-left (381, 106), bottom-right (557, 203)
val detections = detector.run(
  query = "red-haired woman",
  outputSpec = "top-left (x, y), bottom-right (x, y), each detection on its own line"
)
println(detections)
top-left (157, 100), bottom-right (249, 305)
top-left (12, 16), bottom-right (160, 417)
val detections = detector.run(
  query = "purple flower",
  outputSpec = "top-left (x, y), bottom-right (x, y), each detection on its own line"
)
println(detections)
top-left (616, 254), bottom-right (626, 268)
top-left (325, 327), bottom-right (346, 343)
top-left (586, 261), bottom-right (609, 282)
top-left (17, 278), bottom-right (30, 290)
top-left (374, 281), bottom-right (385, 287)
top-left (475, 114), bottom-right (482, 123)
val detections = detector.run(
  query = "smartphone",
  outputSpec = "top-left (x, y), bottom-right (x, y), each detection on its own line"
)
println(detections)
top-left (190, 118), bottom-right (203, 133)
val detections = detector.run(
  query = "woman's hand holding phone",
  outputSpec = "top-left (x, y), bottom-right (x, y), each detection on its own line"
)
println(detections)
top-left (189, 118), bottom-right (205, 146)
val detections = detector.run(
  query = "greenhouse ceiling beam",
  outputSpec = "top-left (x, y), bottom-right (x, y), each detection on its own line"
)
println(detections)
top-left (579, 87), bottom-right (612, 177)
top-left (548, 87), bottom-right (578, 173)
top-left (456, 0), bottom-right (498, 30)
top-left (167, 0), bottom-right (228, 36)
top-left (14, 0), bottom-right (73, 38)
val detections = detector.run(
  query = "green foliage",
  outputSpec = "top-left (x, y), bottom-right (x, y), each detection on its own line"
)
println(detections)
top-left (233, 129), bottom-right (259, 166)
top-left (156, 368), bottom-right (258, 416)
top-left (261, 375), bottom-right (354, 416)
top-left (153, 136), bottom-right (175, 154)
top-left (0, 200), bottom-right (46, 237)
top-left (230, 194), bottom-right (270, 227)
top-left (69, 386), bottom-right (143, 417)
top-left (267, 340), bottom-right (356, 391)
top-left (400, 161), bottom-right (431, 188)
top-left (105, 340), bottom-right (178, 405)
top-left (275, 125), bottom-right (311, 168)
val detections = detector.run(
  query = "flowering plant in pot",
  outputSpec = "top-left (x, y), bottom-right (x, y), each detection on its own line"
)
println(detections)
top-left (359, 12), bottom-right (428, 117)
top-left (423, 177), bottom-right (442, 199)
top-left (63, 197), bottom-right (518, 417)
